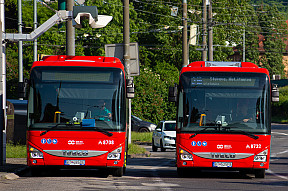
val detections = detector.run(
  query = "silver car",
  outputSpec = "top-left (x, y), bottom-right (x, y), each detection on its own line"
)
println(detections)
top-left (152, 120), bottom-right (176, 152)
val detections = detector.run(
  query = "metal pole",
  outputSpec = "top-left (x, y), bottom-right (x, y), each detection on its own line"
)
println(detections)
top-left (18, 0), bottom-right (23, 100)
top-left (66, 0), bottom-right (75, 56)
top-left (202, 0), bottom-right (207, 61)
top-left (208, 0), bottom-right (213, 61)
top-left (0, 6), bottom-right (3, 166)
top-left (33, 0), bottom-right (37, 61)
top-left (0, 0), bottom-right (6, 165)
top-left (182, 0), bottom-right (188, 67)
top-left (243, 28), bottom-right (245, 62)
top-left (123, 0), bottom-right (131, 144)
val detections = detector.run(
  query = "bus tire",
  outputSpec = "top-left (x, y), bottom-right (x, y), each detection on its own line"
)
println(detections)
top-left (255, 169), bottom-right (265, 178)
top-left (112, 167), bottom-right (124, 177)
top-left (30, 168), bottom-right (42, 177)
top-left (177, 168), bottom-right (187, 177)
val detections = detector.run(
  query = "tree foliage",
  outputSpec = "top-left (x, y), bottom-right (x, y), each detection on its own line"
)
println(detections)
top-left (257, 4), bottom-right (287, 76)
top-left (4, 0), bottom-right (288, 124)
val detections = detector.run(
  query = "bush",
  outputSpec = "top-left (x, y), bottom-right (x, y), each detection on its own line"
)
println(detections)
top-left (272, 86), bottom-right (288, 122)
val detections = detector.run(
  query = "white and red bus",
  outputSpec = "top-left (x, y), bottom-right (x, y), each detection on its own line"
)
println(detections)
top-left (169, 61), bottom-right (279, 178)
top-left (24, 55), bottom-right (134, 177)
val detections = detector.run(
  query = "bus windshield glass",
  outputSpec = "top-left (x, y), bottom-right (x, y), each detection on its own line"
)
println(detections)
top-left (178, 72), bottom-right (270, 134)
top-left (27, 67), bottom-right (126, 132)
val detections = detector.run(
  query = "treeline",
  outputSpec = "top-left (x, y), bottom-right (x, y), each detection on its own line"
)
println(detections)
top-left (5, 0), bottom-right (288, 124)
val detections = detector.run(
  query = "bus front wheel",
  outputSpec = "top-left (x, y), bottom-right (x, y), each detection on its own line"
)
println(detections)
top-left (112, 167), bottom-right (124, 177)
top-left (177, 168), bottom-right (187, 177)
top-left (255, 169), bottom-right (265, 178)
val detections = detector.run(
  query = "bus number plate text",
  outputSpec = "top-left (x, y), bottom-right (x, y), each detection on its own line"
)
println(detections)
top-left (212, 162), bottom-right (232, 167)
top-left (64, 160), bottom-right (85, 165)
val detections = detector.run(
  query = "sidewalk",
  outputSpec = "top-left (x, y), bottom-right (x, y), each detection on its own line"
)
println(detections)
top-left (0, 158), bottom-right (27, 180)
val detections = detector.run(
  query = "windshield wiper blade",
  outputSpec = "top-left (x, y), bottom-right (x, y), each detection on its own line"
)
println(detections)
top-left (91, 126), bottom-right (113, 137)
top-left (40, 124), bottom-right (65, 136)
top-left (40, 123), bottom-right (80, 136)
top-left (190, 126), bottom-right (218, 138)
top-left (229, 130), bottom-right (259, 140)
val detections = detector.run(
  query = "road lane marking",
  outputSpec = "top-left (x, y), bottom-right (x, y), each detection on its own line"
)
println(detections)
top-left (267, 169), bottom-right (288, 181)
top-left (271, 131), bottom-right (288, 136)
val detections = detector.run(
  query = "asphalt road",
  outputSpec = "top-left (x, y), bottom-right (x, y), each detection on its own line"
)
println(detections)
top-left (0, 123), bottom-right (287, 191)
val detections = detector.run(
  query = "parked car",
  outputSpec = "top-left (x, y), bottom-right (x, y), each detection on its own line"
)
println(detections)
top-left (131, 115), bottom-right (157, 132)
top-left (152, 120), bottom-right (176, 152)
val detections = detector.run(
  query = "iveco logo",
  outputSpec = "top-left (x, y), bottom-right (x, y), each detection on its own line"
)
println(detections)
top-left (63, 150), bottom-right (88, 156)
top-left (211, 153), bottom-right (236, 159)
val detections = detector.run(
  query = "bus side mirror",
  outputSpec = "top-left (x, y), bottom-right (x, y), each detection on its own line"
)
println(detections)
top-left (126, 79), bottom-right (135, 99)
top-left (168, 84), bottom-right (178, 102)
top-left (18, 79), bottom-right (29, 99)
top-left (272, 84), bottom-right (279, 102)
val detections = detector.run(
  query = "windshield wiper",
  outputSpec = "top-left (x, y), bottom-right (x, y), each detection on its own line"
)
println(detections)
top-left (88, 126), bottom-right (113, 137)
top-left (190, 126), bottom-right (218, 138)
top-left (228, 130), bottom-right (259, 140)
top-left (40, 123), bottom-right (77, 136)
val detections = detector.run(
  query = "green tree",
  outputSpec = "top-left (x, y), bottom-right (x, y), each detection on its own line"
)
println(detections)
top-left (257, 4), bottom-right (287, 77)
top-left (132, 63), bottom-right (178, 124)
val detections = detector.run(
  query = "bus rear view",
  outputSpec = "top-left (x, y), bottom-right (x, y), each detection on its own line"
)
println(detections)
top-left (169, 61), bottom-right (279, 178)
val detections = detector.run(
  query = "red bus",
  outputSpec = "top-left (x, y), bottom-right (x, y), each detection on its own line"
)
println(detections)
top-left (24, 55), bottom-right (134, 177)
top-left (169, 61), bottom-right (279, 178)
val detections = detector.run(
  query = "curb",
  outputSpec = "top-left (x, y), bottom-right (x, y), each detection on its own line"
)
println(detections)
top-left (128, 151), bottom-right (151, 158)
top-left (0, 166), bottom-right (29, 180)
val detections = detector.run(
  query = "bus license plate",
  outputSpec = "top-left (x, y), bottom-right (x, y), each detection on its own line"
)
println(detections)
top-left (64, 160), bottom-right (85, 165)
top-left (212, 162), bottom-right (232, 167)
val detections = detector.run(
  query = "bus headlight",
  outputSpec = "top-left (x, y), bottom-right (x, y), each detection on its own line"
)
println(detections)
top-left (107, 147), bottom-right (122, 160)
top-left (254, 149), bottom-right (268, 162)
top-left (29, 146), bottom-right (43, 159)
top-left (179, 148), bottom-right (193, 161)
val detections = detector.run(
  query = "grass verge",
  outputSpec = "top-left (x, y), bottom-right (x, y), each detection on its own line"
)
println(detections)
top-left (128, 143), bottom-right (148, 155)
top-left (131, 132), bottom-right (152, 143)
top-left (6, 143), bottom-right (26, 158)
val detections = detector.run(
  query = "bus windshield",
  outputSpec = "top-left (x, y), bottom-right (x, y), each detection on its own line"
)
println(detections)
top-left (27, 67), bottom-right (126, 132)
top-left (177, 72), bottom-right (270, 134)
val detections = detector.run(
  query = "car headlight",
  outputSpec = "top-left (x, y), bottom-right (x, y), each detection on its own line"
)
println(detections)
top-left (179, 147), bottom-right (193, 161)
top-left (254, 149), bottom-right (268, 162)
top-left (150, 124), bottom-right (157, 130)
top-left (29, 146), bottom-right (43, 159)
top-left (107, 147), bottom-right (122, 160)
top-left (164, 136), bottom-right (174, 140)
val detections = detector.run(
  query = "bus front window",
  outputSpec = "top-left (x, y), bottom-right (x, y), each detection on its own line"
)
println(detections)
top-left (178, 72), bottom-right (270, 134)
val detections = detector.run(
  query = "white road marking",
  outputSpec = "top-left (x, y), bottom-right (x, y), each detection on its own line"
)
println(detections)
top-left (271, 131), bottom-right (288, 136)
top-left (269, 131), bottom-right (288, 180)
top-left (267, 169), bottom-right (288, 181)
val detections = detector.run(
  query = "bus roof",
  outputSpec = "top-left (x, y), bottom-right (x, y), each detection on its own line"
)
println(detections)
top-left (181, 61), bottom-right (269, 76)
top-left (31, 55), bottom-right (124, 70)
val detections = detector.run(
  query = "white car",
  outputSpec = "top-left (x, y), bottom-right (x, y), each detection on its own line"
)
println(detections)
top-left (152, 120), bottom-right (176, 152)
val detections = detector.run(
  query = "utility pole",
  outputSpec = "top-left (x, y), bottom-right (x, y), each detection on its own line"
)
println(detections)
top-left (18, 0), bottom-right (23, 99)
top-left (123, 0), bottom-right (132, 144)
top-left (202, 0), bottom-right (207, 61)
top-left (66, 0), bottom-right (75, 56)
top-left (208, 0), bottom-right (213, 61)
top-left (182, 0), bottom-right (188, 67)
top-left (33, 0), bottom-right (37, 61)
